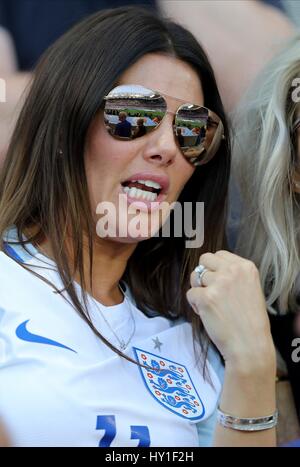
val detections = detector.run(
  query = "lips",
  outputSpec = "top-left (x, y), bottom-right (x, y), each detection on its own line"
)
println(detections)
top-left (121, 172), bottom-right (169, 194)
top-left (120, 172), bottom-right (170, 208)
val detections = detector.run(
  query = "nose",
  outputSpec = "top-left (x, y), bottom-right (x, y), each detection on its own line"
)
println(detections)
top-left (142, 115), bottom-right (178, 167)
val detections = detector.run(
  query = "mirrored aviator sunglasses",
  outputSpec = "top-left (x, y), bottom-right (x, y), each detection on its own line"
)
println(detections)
top-left (103, 84), bottom-right (225, 167)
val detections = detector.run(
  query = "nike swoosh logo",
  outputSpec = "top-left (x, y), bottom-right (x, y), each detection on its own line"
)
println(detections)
top-left (16, 320), bottom-right (77, 353)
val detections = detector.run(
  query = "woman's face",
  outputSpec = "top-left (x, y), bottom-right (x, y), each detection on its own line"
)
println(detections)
top-left (84, 53), bottom-right (204, 243)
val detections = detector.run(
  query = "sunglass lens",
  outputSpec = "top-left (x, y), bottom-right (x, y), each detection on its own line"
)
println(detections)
top-left (104, 84), bottom-right (166, 140)
top-left (175, 105), bottom-right (223, 166)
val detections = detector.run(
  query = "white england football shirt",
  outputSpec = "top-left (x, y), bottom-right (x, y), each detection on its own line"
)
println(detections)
top-left (0, 227), bottom-right (224, 447)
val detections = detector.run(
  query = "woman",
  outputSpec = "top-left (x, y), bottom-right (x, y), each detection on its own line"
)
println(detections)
top-left (0, 6), bottom-right (276, 447)
top-left (232, 35), bottom-right (300, 428)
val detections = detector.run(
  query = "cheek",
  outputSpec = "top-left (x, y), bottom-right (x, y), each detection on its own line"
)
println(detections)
top-left (85, 119), bottom-right (132, 182)
top-left (84, 134), bottom-right (120, 214)
top-left (172, 159), bottom-right (195, 194)
top-left (85, 123), bottom-right (117, 169)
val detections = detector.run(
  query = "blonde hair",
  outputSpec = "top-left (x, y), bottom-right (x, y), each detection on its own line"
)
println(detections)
top-left (232, 35), bottom-right (300, 314)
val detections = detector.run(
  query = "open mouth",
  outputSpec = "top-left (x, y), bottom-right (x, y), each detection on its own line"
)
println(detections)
top-left (121, 179), bottom-right (163, 202)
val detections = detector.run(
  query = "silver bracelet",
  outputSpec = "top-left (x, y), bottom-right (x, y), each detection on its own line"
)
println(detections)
top-left (217, 407), bottom-right (278, 432)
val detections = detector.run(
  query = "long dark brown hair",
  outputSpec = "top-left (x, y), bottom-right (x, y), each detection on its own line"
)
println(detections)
top-left (0, 6), bottom-right (230, 375)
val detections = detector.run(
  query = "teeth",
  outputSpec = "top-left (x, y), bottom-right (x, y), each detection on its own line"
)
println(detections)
top-left (129, 187), bottom-right (137, 198)
top-left (137, 180), bottom-right (162, 190)
top-left (136, 188), bottom-right (144, 198)
top-left (122, 186), bottom-right (158, 201)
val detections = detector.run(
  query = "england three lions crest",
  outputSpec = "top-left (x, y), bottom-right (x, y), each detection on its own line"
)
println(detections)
top-left (133, 347), bottom-right (205, 421)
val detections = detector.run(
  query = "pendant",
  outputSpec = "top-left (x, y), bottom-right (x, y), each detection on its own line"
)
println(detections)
top-left (119, 340), bottom-right (126, 351)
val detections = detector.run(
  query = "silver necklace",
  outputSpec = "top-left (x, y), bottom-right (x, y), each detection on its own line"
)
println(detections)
top-left (94, 284), bottom-right (136, 351)
top-left (33, 240), bottom-right (136, 350)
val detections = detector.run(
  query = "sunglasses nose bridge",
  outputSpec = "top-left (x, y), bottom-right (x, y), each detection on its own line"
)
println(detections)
top-left (154, 110), bottom-right (178, 142)
top-left (165, 109), bottom-right (176, 118)
top-left (144, 112), bottom-right (180, 164)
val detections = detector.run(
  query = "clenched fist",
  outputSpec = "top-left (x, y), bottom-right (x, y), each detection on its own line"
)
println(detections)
top-left (187, 250), bottom-right (276, 369)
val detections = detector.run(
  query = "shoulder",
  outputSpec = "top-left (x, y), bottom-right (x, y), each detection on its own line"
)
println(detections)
top-left (0, 249), bottom-right (36, 314)
top-left (2, 225), bottom-right (38, 260)
top-left (0, 226), bottom-right (50, 308)
top-left (0, 249), bottom-right (24, 283)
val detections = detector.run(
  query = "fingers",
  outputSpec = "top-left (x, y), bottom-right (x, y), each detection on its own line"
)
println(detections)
top-left (198, 250), bottom-right (251, 272)
top-left (198, 250), bottom-right (235, 271)
top-left (190, 269), bottom-right (214, 288)
top-left (190, 251), bottom-right (229, 289)
top-left (214, 250), bottom-right (245, 262)
top-left (197, 252), bottom-right (222, 271)
top-left (186, 287), bottom-right (207, 317)
top-left (190, 250), bottom-right (256, 290)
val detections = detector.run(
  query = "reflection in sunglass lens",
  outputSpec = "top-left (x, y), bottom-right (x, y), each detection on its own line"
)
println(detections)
top-left (104, 84), bottom-right (166, 140)
top-left (175, 105), bottom-right (222, 165)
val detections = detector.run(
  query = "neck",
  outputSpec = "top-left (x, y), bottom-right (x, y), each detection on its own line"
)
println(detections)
top-left (25, 225), bottom-right (137, 306)
top-left (77, 235), bottom-right (137, 306)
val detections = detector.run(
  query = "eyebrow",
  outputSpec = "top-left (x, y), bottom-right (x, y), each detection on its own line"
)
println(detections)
top-left (107, 85), bottom-right (203, 107)
top-left (157, 90), bottom-right (202, 106)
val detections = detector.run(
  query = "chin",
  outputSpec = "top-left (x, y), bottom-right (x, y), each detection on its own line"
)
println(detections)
top-left (101, 234), bottom-right (152, 245)
top-left (95, 223), bottom-right (162, 244)
top-left (116, 224), bottom-right (160, 242)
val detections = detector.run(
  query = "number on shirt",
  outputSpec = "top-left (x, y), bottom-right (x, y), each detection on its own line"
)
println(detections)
top-left (96, 415), bottom-right (151, 447)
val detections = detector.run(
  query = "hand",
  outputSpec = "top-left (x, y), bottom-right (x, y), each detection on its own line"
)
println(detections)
top-left (186, 250), bottom-right (275, 370)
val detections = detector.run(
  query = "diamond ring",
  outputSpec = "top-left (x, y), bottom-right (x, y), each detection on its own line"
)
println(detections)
top-left (194, 264), bottom-right (209, 287)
